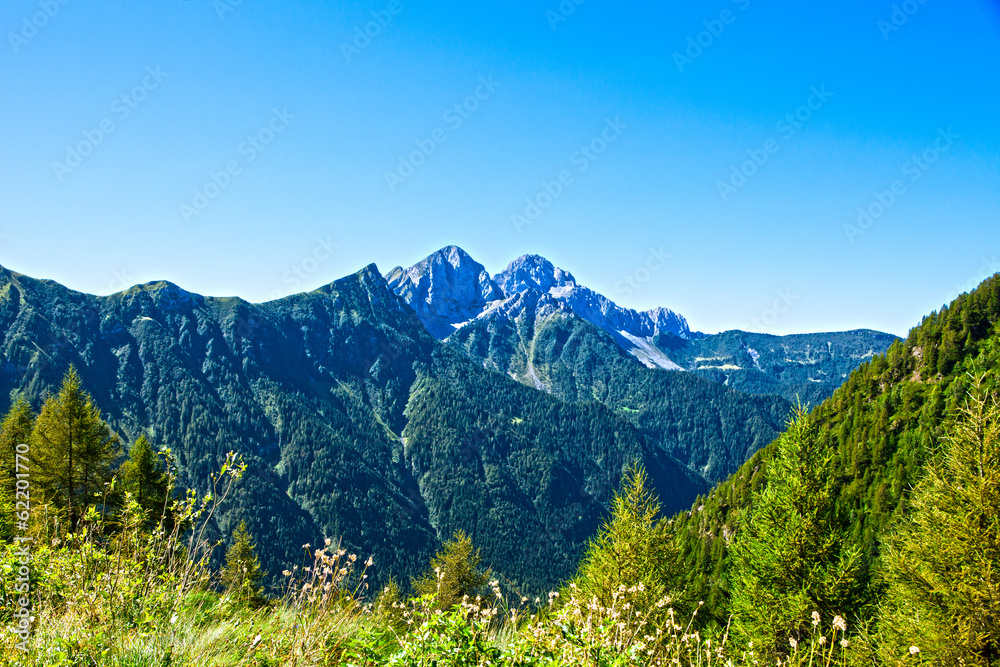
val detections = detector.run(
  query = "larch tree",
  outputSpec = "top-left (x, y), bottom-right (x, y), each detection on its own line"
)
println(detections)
top-left (221, 519), bottom-right (267, 608)
top-left (878, 376), bottom-right (1000, 665)
top-left (729, 408), bottom-right (862, 656)
top-left (119, 435), bottom-right (171, 527)
top-left (572, 463), bottom-right (681, 617)
top-left (31, 367), bottom-right (121, 530)
top-left (413, 530), bottom-right (490, 611)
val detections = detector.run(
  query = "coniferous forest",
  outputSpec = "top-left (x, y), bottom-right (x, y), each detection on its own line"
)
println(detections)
top-left (0, 263), bottom-right (999, 664)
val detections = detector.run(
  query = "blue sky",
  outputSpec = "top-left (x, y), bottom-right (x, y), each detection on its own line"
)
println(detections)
top-left (1, 0), bottom-right (998, 336)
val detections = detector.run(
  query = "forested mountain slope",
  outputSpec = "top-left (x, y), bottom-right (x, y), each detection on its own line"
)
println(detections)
top-left (390, 248), bottom-right (895, 480)
top-left (0, 263), bottom-right (705, 592)
top-left (449, 309), bottom-right (794, 481)
top-left (671, 273), bottom-right (1000, 627)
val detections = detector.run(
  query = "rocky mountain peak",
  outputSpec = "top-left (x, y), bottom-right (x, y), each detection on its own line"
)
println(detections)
top-left (494, 254), bottom-right (577, 295)
top-left (384, 246), bottom-right (504, 339)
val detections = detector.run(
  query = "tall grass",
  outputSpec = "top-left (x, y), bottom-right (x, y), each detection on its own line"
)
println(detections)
top-left (0, 454), bottom-right (865, 666)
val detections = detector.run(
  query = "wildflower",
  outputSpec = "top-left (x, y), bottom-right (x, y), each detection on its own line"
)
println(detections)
top-left (812, 611), bottom-right (820, 626)
top-left (789, 637), bottom-right (798, 649)
top-left (169, 613), bottom-right (178, 625)
top-left (833, 615), bottom-right (847, 632)
top-left (365, 556), bottom-right (374, 567)
top-left (909, 646), bottom-right (920, 655)
top-left (282, 570), bottom-right (291, 577)
top-left (819, 636), bottom-right (827, 645)
top-left (841, 639), bottom-right (849, 648)
top-left (325, 537), bottom-right (332, 545)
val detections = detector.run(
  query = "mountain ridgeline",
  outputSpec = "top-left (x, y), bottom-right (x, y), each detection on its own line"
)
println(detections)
top-left (388, 246), bottom-right (896, 480)
top-left (0, 248), bottom-right (893, 593)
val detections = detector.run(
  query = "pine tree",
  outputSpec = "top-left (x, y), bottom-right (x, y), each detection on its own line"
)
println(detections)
top-left (0, 398), bottom-right (35, 539)
top-left (221, 520), bottom-right (267, 608)
top-left (31, 367), bottom-right (121, 530)
top-left (0, 397), bottom-right (35, 486)
top-left (413, 530), bottom-right (490, 610)
top-left (729, 408), bottom-right (862, 656)
top-left (879, 377), bottom-right (1000, 664)
top-left (573, 463), bottom-right (680, 615)
top-left (119, 435), bottom-right (170, 527)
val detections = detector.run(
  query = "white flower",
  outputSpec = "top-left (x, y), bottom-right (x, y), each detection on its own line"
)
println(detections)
top-left (833, 615), bottom-right (847, 632)
top-left (811, 610), bottom-right (821, 626)
top-left (789, 637), bottom-right (798, 649)
top-left (909, 646), bottom-right (920, 655)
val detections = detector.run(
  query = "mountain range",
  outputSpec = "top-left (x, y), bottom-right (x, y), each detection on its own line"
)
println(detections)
top-left (0, 247), bottom-right (895, 592)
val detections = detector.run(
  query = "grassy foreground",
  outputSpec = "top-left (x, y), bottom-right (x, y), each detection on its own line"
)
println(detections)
top-left (0, 456), bottom-right (868, 667)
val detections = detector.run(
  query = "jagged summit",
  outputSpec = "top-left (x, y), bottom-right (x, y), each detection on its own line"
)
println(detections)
top-left (386, 246), bottom-right (694, 371)
top-left (494, 254), bottom-right (577, 295)
top-left (384, 246), bottom-right (505, 339)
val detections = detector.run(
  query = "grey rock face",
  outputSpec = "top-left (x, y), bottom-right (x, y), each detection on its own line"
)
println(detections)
top-left (385, 246), bottom-right (505, 339)
top-left (387, 248), bottom-right (695, 370)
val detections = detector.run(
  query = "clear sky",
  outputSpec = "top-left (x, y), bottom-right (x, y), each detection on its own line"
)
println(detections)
top-left (1, 0), bottom-right (998, 337)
